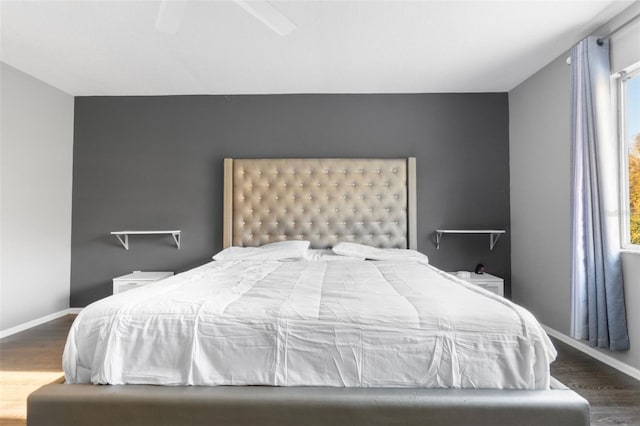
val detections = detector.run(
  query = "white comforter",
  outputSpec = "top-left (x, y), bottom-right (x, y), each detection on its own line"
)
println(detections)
top-left (63, 259), bottom-right (556, 389)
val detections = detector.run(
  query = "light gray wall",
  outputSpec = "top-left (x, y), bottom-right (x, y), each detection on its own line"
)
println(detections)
top-left (71, 93), bottom-right (511, 306)
top-left (0, 63), bottom-right (74, 331)
top-left (509, 3), bottom-right (640, 370)
top-left (618, 252), bottom-right (640, 369)
top-left (606, 2), bottom-right (640, 73)
top-left (509, 53), bottom-right (572, 334)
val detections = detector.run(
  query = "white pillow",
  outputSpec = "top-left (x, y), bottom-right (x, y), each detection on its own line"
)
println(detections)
top-left (303, 249), bottom-right (365, 262)
top-left (332, 242), bottom-right (429, 264)
top-left (213, 240), bottom-right (310, 261)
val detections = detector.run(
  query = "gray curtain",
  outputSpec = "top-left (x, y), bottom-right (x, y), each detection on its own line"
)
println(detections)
top-left (570, 36), bottom-right (629, 351)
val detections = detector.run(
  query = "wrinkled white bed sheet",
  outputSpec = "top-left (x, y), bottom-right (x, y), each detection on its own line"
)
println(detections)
top-left (63, 259), bottom-right (556, 389)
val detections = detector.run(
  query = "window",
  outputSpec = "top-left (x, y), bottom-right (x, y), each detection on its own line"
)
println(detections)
top-left (619, 65), bottom-right (640, 248)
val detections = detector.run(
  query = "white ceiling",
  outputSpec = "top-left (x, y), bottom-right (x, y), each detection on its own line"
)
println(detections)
top-left (0, 0), bottom-right (635, 96)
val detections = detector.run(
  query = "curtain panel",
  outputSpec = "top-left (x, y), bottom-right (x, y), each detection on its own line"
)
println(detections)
top-left (570, 36), bottom-right (629, 351)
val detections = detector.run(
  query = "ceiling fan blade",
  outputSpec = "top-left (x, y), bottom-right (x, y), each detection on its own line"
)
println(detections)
top-left (155, 0), bottom-right (188, 35)
top-left (233, 0), bottom-right (296, 36)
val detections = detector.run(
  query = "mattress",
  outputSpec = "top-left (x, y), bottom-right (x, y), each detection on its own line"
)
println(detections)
top-left (63, 258), bottom-right (556, 389)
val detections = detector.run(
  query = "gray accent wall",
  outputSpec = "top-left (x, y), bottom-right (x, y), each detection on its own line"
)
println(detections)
top-left (71, 94), bottom-right (510, 306)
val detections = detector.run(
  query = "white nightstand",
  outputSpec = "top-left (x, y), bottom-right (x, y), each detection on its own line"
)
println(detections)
top-left (113, 271), bottom-right (173, 295)
top-left (450, 272), bottom-right (504, 297)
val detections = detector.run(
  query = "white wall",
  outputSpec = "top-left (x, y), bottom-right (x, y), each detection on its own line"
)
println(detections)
top-left (509, 3), bottom-right (640, 371)
top-left (0, 62), bottom-right (74, 331)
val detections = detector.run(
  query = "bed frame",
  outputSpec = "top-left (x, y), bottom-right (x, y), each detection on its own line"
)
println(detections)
top-left (28, 157), bottom-right (589, 426)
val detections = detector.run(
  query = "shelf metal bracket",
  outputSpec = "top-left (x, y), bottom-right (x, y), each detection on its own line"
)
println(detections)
top-left (172, 232), bottom-right (181, 250)
top-left (489, 232), bottom-right (502, 250)
top-left (115, 233), bottom-right (129, 250)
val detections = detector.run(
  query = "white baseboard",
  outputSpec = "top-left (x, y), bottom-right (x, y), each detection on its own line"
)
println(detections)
top-left (0, 308), bottom-right (82, 339)
top-left (543, 324), bottom-right (640, 382)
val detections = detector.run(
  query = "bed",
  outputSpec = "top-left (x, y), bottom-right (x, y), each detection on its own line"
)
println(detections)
top-left (28, 157), bottom-right (589, 426)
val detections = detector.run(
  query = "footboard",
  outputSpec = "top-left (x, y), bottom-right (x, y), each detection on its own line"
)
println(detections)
top-left (28, 380), bottom-right (589, 426)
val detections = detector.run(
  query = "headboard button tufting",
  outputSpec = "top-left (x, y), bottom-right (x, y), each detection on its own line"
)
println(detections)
top-left (230, 159), bottom-right (410, 249)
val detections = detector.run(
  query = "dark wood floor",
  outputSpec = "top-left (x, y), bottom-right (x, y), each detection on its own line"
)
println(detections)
top-left (1, 315), bottom-right (639, 425)
top-left (550, 337), bottom-right (640, 426)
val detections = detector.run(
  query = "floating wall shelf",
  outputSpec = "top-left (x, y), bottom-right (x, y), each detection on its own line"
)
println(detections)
top-left (435, 229), bottom-right (505, 250)
top-left (111, 230), bottom-right (181, 250)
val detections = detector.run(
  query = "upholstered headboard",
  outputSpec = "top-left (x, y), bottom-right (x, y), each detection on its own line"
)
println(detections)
top-left (223, 158), bottom-right (417, 249)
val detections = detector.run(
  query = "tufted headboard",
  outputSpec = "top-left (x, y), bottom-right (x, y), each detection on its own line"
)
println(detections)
top-left (223, 158), bottom-right (417, 250)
